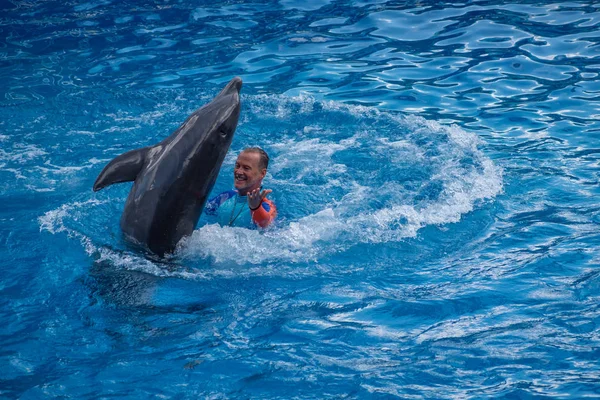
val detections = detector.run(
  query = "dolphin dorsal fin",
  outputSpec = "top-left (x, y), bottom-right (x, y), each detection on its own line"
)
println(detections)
top-left (93, 147), bottom-right (150, 192)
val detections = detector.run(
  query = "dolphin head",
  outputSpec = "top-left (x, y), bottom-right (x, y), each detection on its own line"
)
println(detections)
top-left (180, 76), bottom-right (242, 147)
top-left (210, 76), bottom-right (242, 143)
top-left (174, 77), bottom-right (243, 196)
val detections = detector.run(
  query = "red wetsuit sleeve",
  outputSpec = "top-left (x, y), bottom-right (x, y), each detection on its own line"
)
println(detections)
top-left (251, 198), bottom-right (277, 228)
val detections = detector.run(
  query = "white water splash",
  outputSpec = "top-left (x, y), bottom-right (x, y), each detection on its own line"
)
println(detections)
top-left (179, 95), bottom-right (503, 265)
top-left (39, 94), bottom-right (502, 270)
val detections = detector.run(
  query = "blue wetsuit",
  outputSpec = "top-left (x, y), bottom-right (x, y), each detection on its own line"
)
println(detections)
top-left (204, 190), bottom-right (276, 228)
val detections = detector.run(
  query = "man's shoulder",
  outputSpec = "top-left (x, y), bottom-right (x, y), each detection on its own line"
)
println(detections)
top-left (218, 189), bottom-right (237, 199)
top-left (261, 197), bottom-right (275, 212)
top-left (205, 189), bottom-right (238, 214)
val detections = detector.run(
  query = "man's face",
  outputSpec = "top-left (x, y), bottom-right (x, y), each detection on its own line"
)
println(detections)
top-left (234, 151), bottom-right (266, 194)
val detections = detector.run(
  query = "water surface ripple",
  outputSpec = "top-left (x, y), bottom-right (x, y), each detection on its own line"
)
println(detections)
top-left (1, 0), bottom-right (600, 398)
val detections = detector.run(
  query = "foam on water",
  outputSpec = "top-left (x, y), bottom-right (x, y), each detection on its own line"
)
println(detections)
top-left (180, 95), bottom-right (503, 264)
top-left (38, 199), bottom-right (108, 264)
top-left (39, 198), bottom-right (189, 278)
top-left (37, 94), bottom-right (501, 270)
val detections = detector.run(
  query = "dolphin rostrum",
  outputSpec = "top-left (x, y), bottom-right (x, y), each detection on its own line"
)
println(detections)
top-left (93, 77), bottom-right (242, 255)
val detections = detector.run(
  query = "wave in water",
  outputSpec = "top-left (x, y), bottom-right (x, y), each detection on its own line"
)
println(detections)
top-left (39, 94), bottom-right (502, 269)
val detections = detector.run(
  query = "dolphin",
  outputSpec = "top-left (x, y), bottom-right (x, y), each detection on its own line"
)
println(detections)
top-left (93, 77), bottom-right (242, 255)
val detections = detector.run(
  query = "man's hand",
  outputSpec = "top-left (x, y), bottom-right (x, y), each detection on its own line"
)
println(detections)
top-left (247, 188), bottom-right (272, 210)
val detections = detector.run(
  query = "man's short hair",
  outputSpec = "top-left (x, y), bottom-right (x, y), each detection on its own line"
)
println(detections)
top-left (242, 147), bottom-right (269, 170)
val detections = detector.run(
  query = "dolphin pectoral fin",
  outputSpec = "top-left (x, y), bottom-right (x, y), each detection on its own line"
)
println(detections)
top-left (93, 147), bottom-right (150, 192)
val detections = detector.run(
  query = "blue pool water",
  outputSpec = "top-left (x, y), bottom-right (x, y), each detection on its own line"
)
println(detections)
top-left (2, 0), bottom-right (600, 397)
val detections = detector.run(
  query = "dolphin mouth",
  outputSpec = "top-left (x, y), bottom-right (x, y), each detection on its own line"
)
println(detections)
top-left (219, 76), bottom-right (243, 97)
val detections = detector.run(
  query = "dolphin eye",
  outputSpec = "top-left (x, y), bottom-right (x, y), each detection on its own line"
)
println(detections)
top-left (219, 128), bottom-right (228, 138)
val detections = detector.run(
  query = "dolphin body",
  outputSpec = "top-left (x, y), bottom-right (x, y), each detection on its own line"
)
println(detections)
top-left (93, 77), bottom-right (242, 255)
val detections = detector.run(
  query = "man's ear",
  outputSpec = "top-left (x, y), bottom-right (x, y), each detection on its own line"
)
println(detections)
top-left (260, 168), bottom-right (267, 179)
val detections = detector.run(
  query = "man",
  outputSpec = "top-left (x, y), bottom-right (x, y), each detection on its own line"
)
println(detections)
top-left (204, 147), bottom-right (277, 228)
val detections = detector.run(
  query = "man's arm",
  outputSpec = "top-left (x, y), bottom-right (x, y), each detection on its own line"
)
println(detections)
top-left (251, 198), bottom-right (277, 228)
top-left (247, 188), bottom-right (276, 228)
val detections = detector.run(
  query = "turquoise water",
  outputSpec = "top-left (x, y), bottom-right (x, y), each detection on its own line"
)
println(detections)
top-left (2, 0), bottom-right (600, 397)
